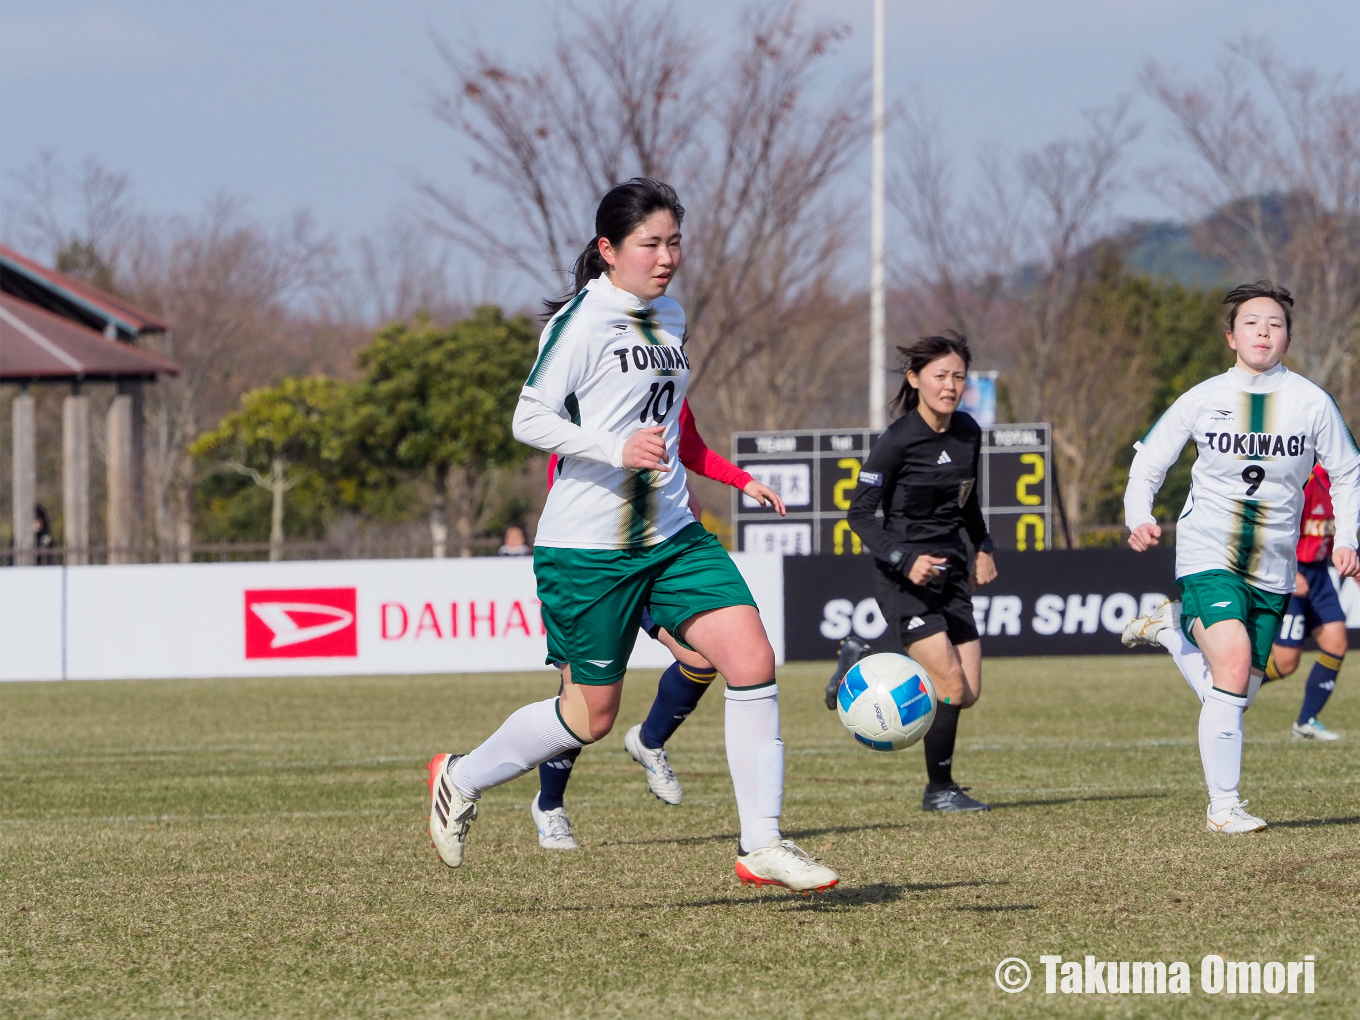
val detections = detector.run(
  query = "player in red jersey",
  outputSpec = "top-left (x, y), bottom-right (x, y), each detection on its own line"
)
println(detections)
top-left (531, 398), bottom-right (788, 848)
top-left (1262, 465), bottom-right (1348, 740)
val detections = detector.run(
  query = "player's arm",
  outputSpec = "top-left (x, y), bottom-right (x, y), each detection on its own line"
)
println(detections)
top-left (675, 400), bottom-right (785, 515)
top-left (1313, 397), bottom-right (1360, 577)
top-left (513, 322), bottom-right (665, 471)
top-left (964, 436), bottom-right (996, 585)
top-left (1124, 396), bottom-right (1195, 551)
top-left (846, 431), bottom-right (913, 569)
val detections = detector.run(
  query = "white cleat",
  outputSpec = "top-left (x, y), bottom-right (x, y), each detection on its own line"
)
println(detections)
top-left (1122, 598), bottom-right (1181, 648)
top-left (735, 838), bottom-right (840, 895)
top-left (623, 723), bottom-right (683, 805)
top-left (1292, 717), bottom-right (1342, 741)
top-left (1206, 801), bottom-right (1267, 835)
top-left (531, 791), bottom-right (580, 850)
top-left (427, 753), bottom-right (478, 868)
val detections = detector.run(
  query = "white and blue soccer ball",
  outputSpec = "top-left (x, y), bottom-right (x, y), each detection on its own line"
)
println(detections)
top-left (836, 652), bottom-right (937, 751)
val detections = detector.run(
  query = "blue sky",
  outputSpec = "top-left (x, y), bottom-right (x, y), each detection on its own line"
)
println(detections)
top-left (2, 0), bottom-right (1357, 293)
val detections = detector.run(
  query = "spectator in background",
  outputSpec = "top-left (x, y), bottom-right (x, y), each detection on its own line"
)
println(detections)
top-left (33, 505), bottom-right (56, 565)
top-left (498, 524), bottom-right (531, 556)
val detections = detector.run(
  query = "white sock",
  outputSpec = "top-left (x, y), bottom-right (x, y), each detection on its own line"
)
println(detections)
top-left (1200, 687), bottom-right (1247, 813)
top-left (1158, 627), bottom-right (1210, 703)
top-left (450, 698), bottom-right (582, 799)
top-left (725, 683), bottom-right (783, 854)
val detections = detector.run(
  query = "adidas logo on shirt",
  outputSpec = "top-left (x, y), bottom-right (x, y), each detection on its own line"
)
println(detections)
top-left (936, 450), bottom-right (952, 465)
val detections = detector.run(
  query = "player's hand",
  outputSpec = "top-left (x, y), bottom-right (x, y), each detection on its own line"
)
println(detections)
top-left (906, 554), bottom-right (949, 585)
top-left (972, 550), bottom-right (997, 588)
top-left (742, 480), bottom-right (787, 517)
top-left (1332, 546), bottom-right (1360, 579)
top-left (1128, 523), bottom-right (1161, 552)
top-left (1294, 570), bottom-right (1310, 597)
top-left (622, 426), bottom-right (670, 471)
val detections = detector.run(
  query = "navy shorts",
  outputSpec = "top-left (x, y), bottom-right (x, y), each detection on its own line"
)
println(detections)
top-left (638, 606), bottom-right (664, 640)
top-left (1276, 561), bottom-right (1346, 647)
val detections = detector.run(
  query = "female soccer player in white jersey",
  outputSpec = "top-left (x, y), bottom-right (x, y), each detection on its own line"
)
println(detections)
top-left (1123, 280), bottom-right (1360, 834)
top-left (426, 179), bottom-right (838, 893)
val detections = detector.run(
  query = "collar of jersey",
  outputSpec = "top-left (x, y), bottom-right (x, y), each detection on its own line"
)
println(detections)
top-left (1227, 362), bottom-right (1288, 392)
top-left (586, 273), bottom-right (652, 312)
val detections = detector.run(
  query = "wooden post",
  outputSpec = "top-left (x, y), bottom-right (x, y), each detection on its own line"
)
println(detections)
top-left (107, 392), bottom-right (134, 564)
top-left (125, 380), bottom-right (146, 555)
top-left (12, 389), bottom-right (36, 565)
top-left (63, 390), bottom-right (90, 565)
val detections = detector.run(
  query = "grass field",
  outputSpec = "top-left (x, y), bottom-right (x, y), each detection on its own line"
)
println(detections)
top-left (2, 655), bottom-right (1357, 1019)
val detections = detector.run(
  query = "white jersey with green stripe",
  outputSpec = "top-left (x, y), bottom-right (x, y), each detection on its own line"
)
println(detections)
top-left (1125, 364), bottom-right (1360, 594)
top-left (517, 274), bottom-right (693, 550)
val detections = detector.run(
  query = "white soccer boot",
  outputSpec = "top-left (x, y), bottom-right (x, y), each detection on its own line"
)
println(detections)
top-left (1292, 717), bottom-right (1342, 741)
top-left (1206, 801), bottom-right (1267, 834)
top-left (1121, 599), bottom-right (1181, 648)
top-left (531, 791), bottom-right (580, 850)
top-left (427, 753), bottom-right (478, 867)
top-left (623, 723), bottom-right (683, 805)
top-left (735, 838), bottom-right (840, 895)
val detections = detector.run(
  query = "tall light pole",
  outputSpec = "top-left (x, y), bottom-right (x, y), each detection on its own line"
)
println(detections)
top-left (869, 0), bottom-right (886, 429)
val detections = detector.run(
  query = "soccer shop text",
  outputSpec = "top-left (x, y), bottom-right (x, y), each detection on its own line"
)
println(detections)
top-left (999, 954), bottom-right (1317, 996)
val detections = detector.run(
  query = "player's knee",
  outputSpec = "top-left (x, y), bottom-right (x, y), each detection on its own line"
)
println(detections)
top-left (957, 687), bottom-right (981, 709)
top-left (584, 704), bottom-right (619, 742)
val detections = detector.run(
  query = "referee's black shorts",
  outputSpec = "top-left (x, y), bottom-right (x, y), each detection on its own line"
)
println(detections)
top-left (875, 550), bottom-right (979, 648)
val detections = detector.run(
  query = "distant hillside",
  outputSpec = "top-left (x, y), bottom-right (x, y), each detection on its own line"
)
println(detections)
top-left (1118, 220), bottom-right (1233, 290)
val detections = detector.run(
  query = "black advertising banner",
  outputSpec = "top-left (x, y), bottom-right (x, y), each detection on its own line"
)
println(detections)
top-left (783, 548), bottom-right (1181, 659)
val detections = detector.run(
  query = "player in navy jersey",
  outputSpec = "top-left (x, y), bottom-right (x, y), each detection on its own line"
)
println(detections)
top-left (1263, 465), bottom-right (1347, 740)
top-left (842, 332), bottom-right (998, 812)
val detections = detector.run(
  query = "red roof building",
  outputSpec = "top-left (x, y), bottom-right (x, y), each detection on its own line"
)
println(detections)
top-left (1, 247), bottom-right (179, 564)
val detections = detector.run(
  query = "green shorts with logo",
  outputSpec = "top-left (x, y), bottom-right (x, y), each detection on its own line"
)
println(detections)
top-left (1178, 569), bottom-right (1290, 673)
top-left (533, 522), bottom-right (757, 685)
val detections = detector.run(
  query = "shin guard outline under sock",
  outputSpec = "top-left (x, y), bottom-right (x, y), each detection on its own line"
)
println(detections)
top-left (536, 745), bottom-right (581, 812)
top-left (1298, 651), bottom-right (1342, 724)
top-left (923, 702), bottom-right (962, 787)
top-left (1200, 686), bottom-right (1247, 813)
top-left (724, 683), bottom-right (783, 854)
top-left (640, 661), bottom-right (716, 749)
top-left (450, 697), bottom-right (584, 799)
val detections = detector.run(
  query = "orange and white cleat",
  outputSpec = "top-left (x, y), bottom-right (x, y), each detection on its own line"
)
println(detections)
top-left (427, 753), bottom-right (478, 867)
top-left (735, 838), bottom-right (839, 895)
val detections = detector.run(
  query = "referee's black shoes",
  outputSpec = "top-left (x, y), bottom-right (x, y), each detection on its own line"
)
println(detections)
top-left (824, 637), bottom-right (873, 710)
top-left (922, 783), bottom-right (991, 812)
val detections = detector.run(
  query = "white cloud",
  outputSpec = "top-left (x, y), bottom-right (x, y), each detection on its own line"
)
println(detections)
top-left (0, 6), bottom-right (190, 78)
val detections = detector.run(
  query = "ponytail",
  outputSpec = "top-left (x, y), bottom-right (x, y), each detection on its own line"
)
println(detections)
top-left (889, 331), bottom-right (972, 417)
top-left (543, 178), bottom-right (685, 318)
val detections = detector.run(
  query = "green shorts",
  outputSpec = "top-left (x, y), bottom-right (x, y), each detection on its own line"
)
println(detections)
top-left (1178, 569), bottom-right (1290, 673)
top-left (533, 522), bottom-right (756, 685)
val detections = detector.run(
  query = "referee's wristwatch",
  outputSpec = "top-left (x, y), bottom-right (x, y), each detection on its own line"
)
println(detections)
top-left (977, 538), bottom-right (995, 554)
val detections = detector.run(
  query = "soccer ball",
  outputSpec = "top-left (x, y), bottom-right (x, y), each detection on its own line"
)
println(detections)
top-left (836, 652), bottom-right (937, 751)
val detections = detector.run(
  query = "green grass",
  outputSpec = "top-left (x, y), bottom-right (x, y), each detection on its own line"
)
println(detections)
top-left (1, 656), bottom-right (1356, 1019)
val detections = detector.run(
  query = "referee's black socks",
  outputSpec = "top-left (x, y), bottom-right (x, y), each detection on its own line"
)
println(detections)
top-left (923, 702), bottom-right (962, 788)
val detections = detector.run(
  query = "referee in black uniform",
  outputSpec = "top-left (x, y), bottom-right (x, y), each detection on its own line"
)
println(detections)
top-left (842, 332), bottom-right (996, 812)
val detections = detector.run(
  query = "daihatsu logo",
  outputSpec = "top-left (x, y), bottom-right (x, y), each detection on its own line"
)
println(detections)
top-left (244, 588), bottom-right (357, 658)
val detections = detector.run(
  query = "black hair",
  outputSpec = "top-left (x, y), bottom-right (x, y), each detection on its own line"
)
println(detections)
top-left (543, 178), bottom-right (685, 317)
top-left (889, 331), bottom-right (972, 416)
top-left (1223, 279), bottom-right (1293, 336)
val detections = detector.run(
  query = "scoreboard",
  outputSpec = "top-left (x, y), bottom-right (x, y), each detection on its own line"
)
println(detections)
top-left (731, 424), bottom-right (1052, 556)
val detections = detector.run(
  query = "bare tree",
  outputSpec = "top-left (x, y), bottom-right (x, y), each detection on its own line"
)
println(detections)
top-left (1144, 40), bottom-right (1360, 413)
top-left (890, 102), bottom-right (1142, 537)
top-left (422, 1), bottom-right (868, 443)
top-left (122, 197), bottom-right (337, 558)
